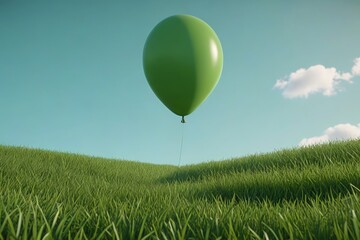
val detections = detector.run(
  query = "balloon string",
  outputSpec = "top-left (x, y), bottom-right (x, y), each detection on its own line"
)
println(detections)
top-left (181, 116), bottom-right (186, 123)
top-left (178, 122), bottom-right (185, 167)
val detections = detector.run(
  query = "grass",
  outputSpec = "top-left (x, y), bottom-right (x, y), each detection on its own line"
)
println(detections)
top-left (0, 140), bottom-right (360, 239)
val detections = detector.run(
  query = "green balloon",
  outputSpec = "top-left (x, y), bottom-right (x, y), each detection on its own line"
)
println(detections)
top-left (143, 15), bottom-right (223, 118)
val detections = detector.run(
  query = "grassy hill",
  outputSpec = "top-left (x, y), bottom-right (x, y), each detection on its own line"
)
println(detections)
top-left (1, 140), bottom-right (360, 239)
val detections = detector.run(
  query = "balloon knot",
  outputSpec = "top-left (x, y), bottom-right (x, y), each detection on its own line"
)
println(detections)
top-left (181, 116), bottom-right (186, 123)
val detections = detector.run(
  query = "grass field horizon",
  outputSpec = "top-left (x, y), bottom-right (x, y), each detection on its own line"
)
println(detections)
top-left (1, 140), bottom-right (360, 239)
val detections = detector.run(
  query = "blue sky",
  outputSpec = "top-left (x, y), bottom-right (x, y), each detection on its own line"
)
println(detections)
top-left (1, 1), bottom-right (360, 165)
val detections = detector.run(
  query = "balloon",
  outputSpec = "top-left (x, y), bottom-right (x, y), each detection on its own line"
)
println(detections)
top-left (143, 15), bottom-right (223, 122)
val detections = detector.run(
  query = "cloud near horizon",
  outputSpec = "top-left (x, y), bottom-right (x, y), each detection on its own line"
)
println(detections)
top-left (299, 123), bottom-right (360, 147)
top-left (274, 57), bottom-right (359, 99)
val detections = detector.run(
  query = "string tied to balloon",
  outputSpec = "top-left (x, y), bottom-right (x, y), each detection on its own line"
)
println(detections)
top-left (181, 116), bottom-right (186, 123)
top-left (178, 121), bottom-right (185, 167)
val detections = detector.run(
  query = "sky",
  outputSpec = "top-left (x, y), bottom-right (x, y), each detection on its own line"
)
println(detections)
top-left (1, 0), bottom-right (360, 165)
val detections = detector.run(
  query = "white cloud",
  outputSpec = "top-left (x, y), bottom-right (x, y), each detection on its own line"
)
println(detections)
top-left (352, 58), bottom-right (360, 76)
top-left (299, 123), bottom-right (360, 147)
top-left (274, 57), bottom-right (360, 99)
top-left (274, 65), bottom-right (352, 99)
